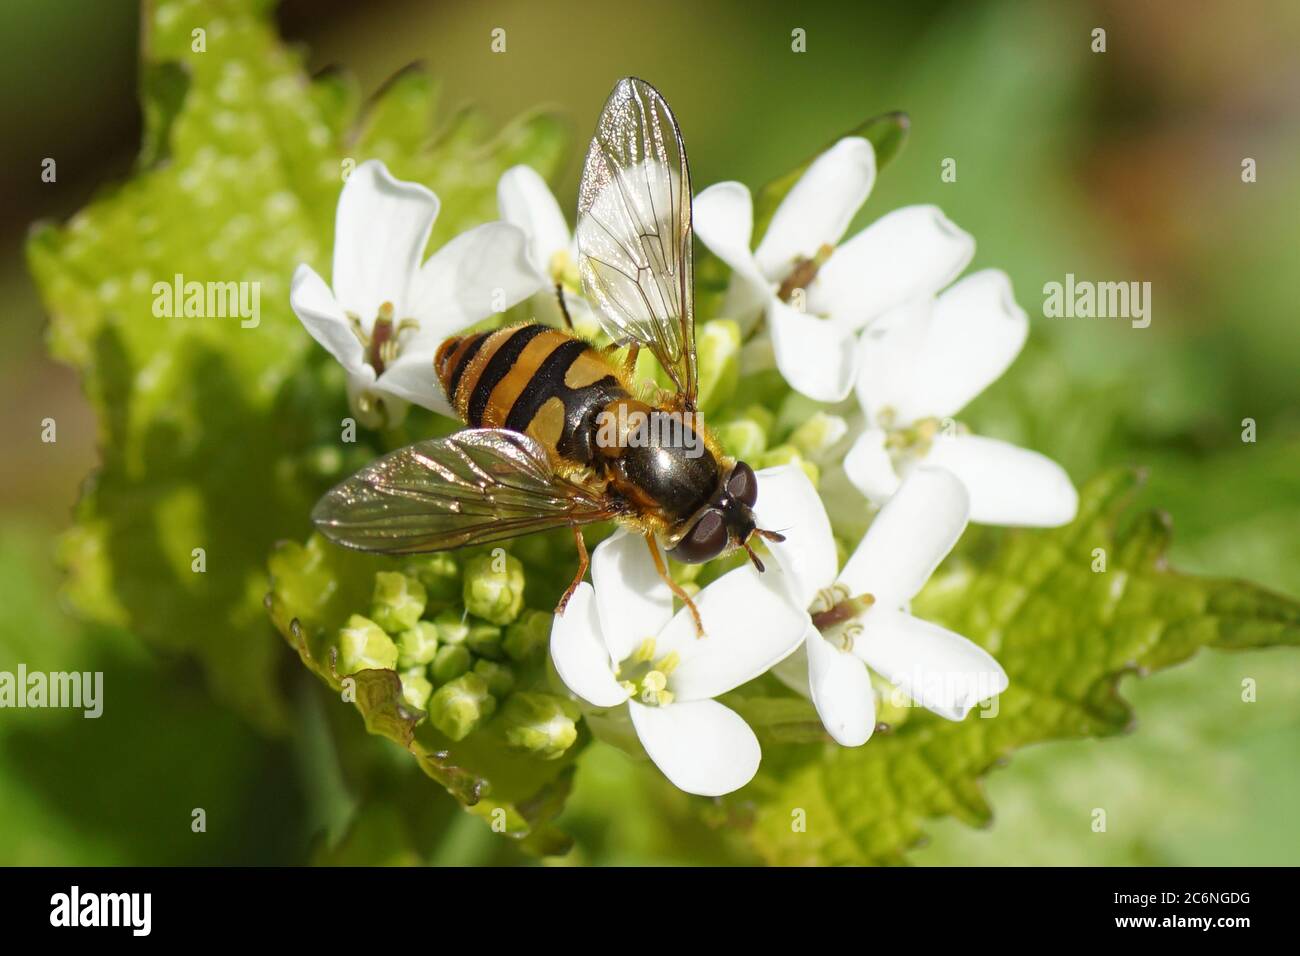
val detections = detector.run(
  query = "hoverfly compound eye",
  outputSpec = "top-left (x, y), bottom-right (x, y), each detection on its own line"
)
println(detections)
top-left (669, 510), bottom-right (728, 564)
top-left (726, 461), bottom-right (758, 508)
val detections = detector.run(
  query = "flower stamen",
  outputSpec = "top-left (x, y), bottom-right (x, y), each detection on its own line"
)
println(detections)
top-left (618, 639), bottom-right (680, 707)
top-left (811, 591), bottom-right (875, 644)
top-left (776, 243), bottom-right (835, 303)
top-left (345, 302), bottom-right (421, 376)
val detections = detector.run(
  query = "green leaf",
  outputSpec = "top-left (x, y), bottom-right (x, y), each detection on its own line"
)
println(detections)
top-left (26, 0), bottom-right (565, 730)
top-left (733, 470), bottom-right (1300, 865)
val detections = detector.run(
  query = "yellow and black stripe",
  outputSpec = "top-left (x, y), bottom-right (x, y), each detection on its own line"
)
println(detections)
top-left (435, 324), bottom-right (628, 464)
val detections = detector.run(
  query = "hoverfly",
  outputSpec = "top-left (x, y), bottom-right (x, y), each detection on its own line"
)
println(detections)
top-left (312, 77), bottom-right (784, 633)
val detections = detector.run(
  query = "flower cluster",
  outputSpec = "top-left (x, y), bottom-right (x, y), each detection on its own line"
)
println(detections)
top-left (290, 136), bottom-right (1078, 797)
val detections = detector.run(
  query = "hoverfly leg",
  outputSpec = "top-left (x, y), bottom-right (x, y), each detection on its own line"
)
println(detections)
top-left (644, 533), bottom-right (705, 638)
top-left (555, 284), bottom-right (574, 331)
top-left (555, 525), bottom-right (590, 616)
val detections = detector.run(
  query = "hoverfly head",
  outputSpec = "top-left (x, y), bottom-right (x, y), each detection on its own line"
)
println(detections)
top-left (666, 460), bottom-right (782, 571)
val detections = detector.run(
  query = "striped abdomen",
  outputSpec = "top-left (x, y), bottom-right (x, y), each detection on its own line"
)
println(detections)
top-left (435, 324), bottom-right (628, 465)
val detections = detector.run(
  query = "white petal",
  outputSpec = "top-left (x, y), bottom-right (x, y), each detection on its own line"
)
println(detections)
top-left (838, 466), bottom-right (969, 607)
top-left (333, 160), bottom-right (439, 322)
top-left (375, 350), bottom-right (455, 418)
top-left (655, 564), bottom-right (806, 702)
top-left (628, 699), bottom-right (760, 796)
top-left (853, 297), bottom-right (932, 426)
top-left (752, 463), bottom-right (837, 608)
top-left (852, 607), bottom-right (1008, 720)
top-left (693, 182), bottom-right (766, 285)
top-left (772, 642), bottom-right (812, 697)
top-left (549, 582), bottom-right (630, 708)
top-left (805, 622), bottom-right (877, 746)
top-left (754, 137), bottom-right (876, 279)
top-left (289, 263), bottom-right (366, 374)
top-left (857, 271), bottom-right (1028, 425)
top-left (842, 428), bottom-right (901, 505)
top-left (919, 270), bottom-right (1028, 418)
top-left (497, 165), bottom-right (572, 276)
top-left (693, 182), bottom-right (771, 323)
top-left (768, 299), bottom-right (859, 403)
top-left (404, 222), bottom-right (542, 345)
top-left (343, 364), bottom-right (386, 430)
top-left (592, 530), bottom-right (674, 664)
top-left (922, 434), bottom-right (1078, 527)
top-left (810, 205), bottom-right (974, 329)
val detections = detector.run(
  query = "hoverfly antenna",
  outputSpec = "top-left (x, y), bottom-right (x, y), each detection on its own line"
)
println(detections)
top-left (754, 527), bottom-right (786, 544)
top-left (743, 541), bottom-right (766, 573)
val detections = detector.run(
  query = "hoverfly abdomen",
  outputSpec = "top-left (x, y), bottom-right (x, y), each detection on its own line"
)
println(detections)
top-left (435, 323), bottom-right (628, 466)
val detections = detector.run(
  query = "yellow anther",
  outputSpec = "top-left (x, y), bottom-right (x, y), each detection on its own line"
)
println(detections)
top-left (655, 651), bottom-right (680, 675)
top-left (631, 638), bottom-right (657, 664)
top-left (642, 670), bottom-right (667, 693)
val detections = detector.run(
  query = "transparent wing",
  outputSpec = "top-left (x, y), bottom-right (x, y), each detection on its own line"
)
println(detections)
top-left (576, 76), bottom-right (697, 404)
top-left (311, 430), bottom-right (623, 555)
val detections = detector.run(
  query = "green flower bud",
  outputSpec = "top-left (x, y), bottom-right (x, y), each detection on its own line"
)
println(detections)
top-left (694, 319), bottom-right (741, 414)
top-left (466, 621), bottom-right (505, 661)
top-left (504, 609), bottom-right (553, 662)
top-left (304, 444), bottom-right (343, 480)
top-left (338, 614), bottom-right (399, 675)
top-left (789, 411), bottom-right (848, 459)
top-left (431, 643), bottom-right (472, 684)
top-left (740, 402), bottom-right (776, 434)
top-left (396, 620), bottom-right (439, 668)
top-left (370, 571), bottom-right (427, 633)
top-left (427, 673), bottom-right (496, 742)
top-left (403, 553), bottom-right (461, 606)
top-left (473, 658), bottom-right (516, 697)
top-left (775, 390), bottom-right (826, 439)
top-left (714, 418), bottom-right (768, 460)
top-left (501, 692), bottom-right (580, 760)
top-left (871, 671), bottom-right (911, 731)
top-left (432, 607), bottom-right (469, 645)
top-left (462, 551), bottom-right (526, 625)
top-left (399, 667), bottom-right (433, 711)
top-left (754, 444), bottom-right (819, 486)
top-left (633, 345), bottom-right (672, 391)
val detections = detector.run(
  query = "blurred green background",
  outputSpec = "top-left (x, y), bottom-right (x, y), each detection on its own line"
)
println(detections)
top-left (1, 0), bottom-right (1297, 865)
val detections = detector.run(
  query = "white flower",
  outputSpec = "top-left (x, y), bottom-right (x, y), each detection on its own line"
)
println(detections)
top-left (290, 159), bottom-right (541, 427)
top-left (497, 164), bottom-right (597, 334)
top-left (694, 137), bottom-right (974, 403)
top-left (550, 530), bottom-right (806, 796)
top-left (844, 269), bottom-right (1078, 526)
top-left (754, 463), bottom-right (1008, 747)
